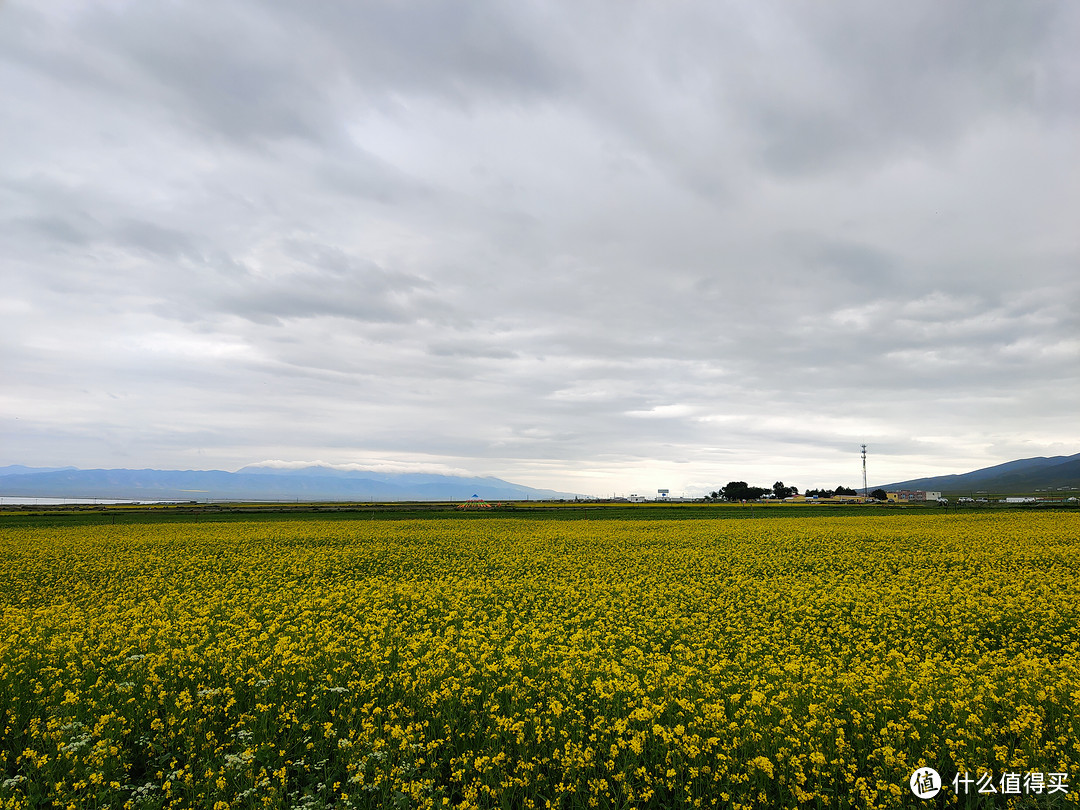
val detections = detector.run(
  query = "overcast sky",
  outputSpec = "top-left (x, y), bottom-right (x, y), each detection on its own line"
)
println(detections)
top-left (3, 1), bottom-right (1078, 496)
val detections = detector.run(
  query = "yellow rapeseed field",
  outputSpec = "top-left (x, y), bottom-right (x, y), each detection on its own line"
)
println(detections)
top-left (1, 513), bottom-right (1078, 809)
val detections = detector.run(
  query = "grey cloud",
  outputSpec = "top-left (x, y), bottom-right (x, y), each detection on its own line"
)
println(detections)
top-left (1, 176), bottom-right (103, 251)
top-left (12, 0), bottom-right (569, 149)
top-left (115, 219), bottom-right (196, 259)
top-left (87, 5), bottom-right (336, 144)
top-left (271, 0), bottom-right (570, 105)
top-left (740, 1), bottom-right (1075, 174)
top-left (317, 149), bottom-right (433, 205)
top-left (203, 249), bottom-right (436, 326)
top-left (427, 341), bottom-right (518, 360)
top-left (3, 1), bottom-right (1078, 495)
top-left (10, 215), bottom-right (91, 246)
top-left (279, 240), bottom-right (427, 291)
top-left (787, 237), bottom-right (903, 289)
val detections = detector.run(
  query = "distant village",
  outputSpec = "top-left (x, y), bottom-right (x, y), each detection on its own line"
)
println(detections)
top-left (621, 488), bottom-right (948, 504)
top-left (611, 485), bottom-right (1072, 505)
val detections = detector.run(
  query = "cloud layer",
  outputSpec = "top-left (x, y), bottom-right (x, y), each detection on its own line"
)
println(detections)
top-left (3, 1), bottom-right (1079, 495)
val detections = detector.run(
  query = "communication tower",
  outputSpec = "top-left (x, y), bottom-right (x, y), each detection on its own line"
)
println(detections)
top-left (861, 444), bottom-right (868, 498)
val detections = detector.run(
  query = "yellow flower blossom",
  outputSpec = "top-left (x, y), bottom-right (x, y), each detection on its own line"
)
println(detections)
top-left (0, 511), bottom-right (1077, 809)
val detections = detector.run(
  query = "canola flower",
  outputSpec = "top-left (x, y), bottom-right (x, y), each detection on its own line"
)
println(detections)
top-left (0, 512), bottom-right (1078, 809)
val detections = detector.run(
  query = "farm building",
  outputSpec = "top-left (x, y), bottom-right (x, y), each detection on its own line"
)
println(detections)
top-left (886, 490), bottom-right (941, 503)
top-left (785, 494), bottom-right (869, 504)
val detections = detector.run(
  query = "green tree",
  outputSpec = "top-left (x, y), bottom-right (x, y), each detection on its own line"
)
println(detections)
top-left (772, 481), bottom-right (798, 499)
top-left (721, 481), bottom-right (768, 501)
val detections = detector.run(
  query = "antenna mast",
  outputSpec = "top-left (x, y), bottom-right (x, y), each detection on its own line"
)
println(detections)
top-left (861, 444), bottom-right (868, 498)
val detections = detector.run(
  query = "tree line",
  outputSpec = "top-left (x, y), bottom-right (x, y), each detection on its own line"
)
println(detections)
top-left (708, 481), bottom-right (889, 502)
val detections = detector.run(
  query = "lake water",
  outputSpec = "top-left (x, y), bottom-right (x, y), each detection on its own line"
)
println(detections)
top-left (0, 497), bottom-right (187, 506)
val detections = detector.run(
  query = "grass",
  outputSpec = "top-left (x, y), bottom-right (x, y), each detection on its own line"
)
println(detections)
top-left (2, 497), bottom-right (1075, 530)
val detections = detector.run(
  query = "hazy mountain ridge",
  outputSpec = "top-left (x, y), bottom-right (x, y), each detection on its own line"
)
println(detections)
top-left (237, 464), bottom-right (515, 487)
top-left (0, 465), bottom-right (576, 501)
top-left (0, 465), bottom-right (78, 475)
top-left (872, 453), bottom-right (1080, 495)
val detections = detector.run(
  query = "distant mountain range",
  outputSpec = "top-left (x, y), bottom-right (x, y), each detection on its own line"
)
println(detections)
top-left (873, 452), bottom-right (1080, 495)
top-left (4, 452), bottom-right (1077, 503)
top-left (0, 464), bottom-right (577, 502)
